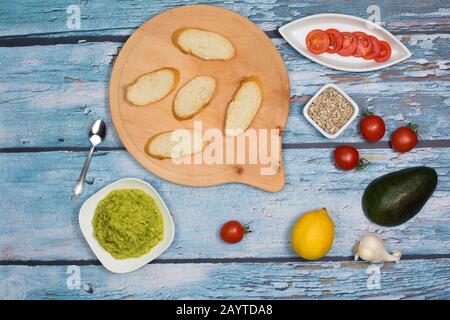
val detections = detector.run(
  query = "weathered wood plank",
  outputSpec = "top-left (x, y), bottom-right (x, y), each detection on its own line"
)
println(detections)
top-left (1, 148), bottom-right (448, 260)
top-left (0, 34), bottom-right (449, 148)
top-left (1, 259), bottom-right (449, 299)
top-left (1, 0), bottom-right (448, 301)
top-left (1, 0), bottom-right (449, 37)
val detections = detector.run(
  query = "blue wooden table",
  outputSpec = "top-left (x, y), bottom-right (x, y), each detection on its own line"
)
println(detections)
top-left (1, 0), bottom-right (449, 299)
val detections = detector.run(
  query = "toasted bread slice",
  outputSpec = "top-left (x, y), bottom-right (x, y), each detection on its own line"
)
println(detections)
top-left (173, 76), bottom-right (216, 120)
top-left (225, 77), bottom-right (263, 136)
top-left (126, 68), bottom-right (179, 106)
top-left (172, 28), bottom-right (235, 61)
top-left (145, 129), bottom-right (205, 159)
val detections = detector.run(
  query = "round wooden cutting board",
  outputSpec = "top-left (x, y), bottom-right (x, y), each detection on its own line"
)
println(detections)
top-left (109, 5), bottom-right (290, 192)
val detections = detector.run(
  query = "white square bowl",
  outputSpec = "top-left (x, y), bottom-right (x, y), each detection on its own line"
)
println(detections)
top-left (303, 84), bottom-right (359, 139)
top-left (79, 178), bottom-right (175, 273)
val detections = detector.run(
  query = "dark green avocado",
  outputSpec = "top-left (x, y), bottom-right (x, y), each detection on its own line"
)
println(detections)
top-left (362, 166), bottom-right (438, 227)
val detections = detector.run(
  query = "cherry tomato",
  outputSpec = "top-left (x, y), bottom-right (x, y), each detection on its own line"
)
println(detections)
top-left (220, 221), bottom-right (251, 244)
top-left (334, 146), bottom-right (370, 171)
top-left (325, 29), bottom-right (343, 53)
top-left (359, 109), bottom-right (386, 142)
top-left (391, 124), bottom-right (419, 152)
top-left (334, 146), bottom-right (360, 170)
top-left (375, 41), bottom-right (392, 62)
top-left (353, 32), bottom-right (373, 57)
top-left (306, 29), bottom-right (330, 54)
top-left (337, 32), bottom-right (358, 56)
top-left (363, 36), bottom-right (381, 60)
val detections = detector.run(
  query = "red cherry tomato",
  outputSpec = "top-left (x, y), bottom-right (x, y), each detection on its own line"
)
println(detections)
top-left (391, 124), bottom-right (419, 152)
top-left (363, 36), bottom-right (381, 60)
top-left (359, 110), bottom-right (386, 142)
top-left (375, 41), bottom-right (392, 62)
top-left (220, 221), bottom-right (251, 244)
top-left (334, 146), bottom-right (371, 171)
top-left (325, 29), bottom-right (343, 53)
top-left (337, 32), bottom-right (358, 56)
top-left (334, 146), bottom-right (360, 170)
top-left (353, 32), bottom-right (373, 57)
top-left (306, 29), bottom-right (330, 54)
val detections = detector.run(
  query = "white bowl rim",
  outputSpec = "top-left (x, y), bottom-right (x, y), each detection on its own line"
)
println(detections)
top-left (303, 84), bottom-right (359, 139)
top-left (78, 177), bottom-right (175, 273)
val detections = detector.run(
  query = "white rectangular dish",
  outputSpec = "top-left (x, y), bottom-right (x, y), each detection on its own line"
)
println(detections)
top-left (279, 13), bottom-right (411, 72)
top-left (303, 84), bottom-right (359, 139)
top-left (79, 178), bottom-right (175, 273)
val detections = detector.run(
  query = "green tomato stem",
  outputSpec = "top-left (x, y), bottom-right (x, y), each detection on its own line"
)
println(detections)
top-left (355, 158), bottom-right (372, 171)
top-left (243, 224), bottom-right (252, 234)
top-left (408, 123), bottom-right (422, 141)
top-left (408, 123), bottom-right (419, 134)
top-left (363, 108), bottom-right (374, 117)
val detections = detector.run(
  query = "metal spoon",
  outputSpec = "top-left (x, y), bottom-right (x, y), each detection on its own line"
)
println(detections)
top-left (71, 120), bottom-right (106, 202)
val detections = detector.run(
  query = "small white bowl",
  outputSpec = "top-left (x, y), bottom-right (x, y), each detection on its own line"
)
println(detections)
top-left (303, 84), bottom-right (359, 139)
top-left (79, 178), bottom-right (175, 273)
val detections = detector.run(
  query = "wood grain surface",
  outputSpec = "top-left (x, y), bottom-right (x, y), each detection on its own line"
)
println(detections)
top-left (2, 259), bottom-right (450, 299)
top-left (0, 35), bottom-right (448, 148)
top-left (0, 0), bottom-right (449, 300)
top-left (109, 5), bottom-right (290, 191)
top-left (0, 148), bottom-right (449, 261)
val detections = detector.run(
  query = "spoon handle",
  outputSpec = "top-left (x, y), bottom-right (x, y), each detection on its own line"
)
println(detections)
top-left (71, 145), bottom-right (96, 202)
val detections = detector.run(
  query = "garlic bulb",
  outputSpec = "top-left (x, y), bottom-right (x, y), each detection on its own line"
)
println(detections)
top-left (353, 233), bottom-right (401, 263)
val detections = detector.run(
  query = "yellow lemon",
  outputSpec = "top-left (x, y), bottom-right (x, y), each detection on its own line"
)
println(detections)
top-left (291, 208), bottom-right (334, 260)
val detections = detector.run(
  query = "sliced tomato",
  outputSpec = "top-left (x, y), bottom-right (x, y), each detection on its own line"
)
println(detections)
top-left (375, 41), bottom-right (392, 62)
top-left (306, 29), bottom-right (330, 54)
top-left (337, 32), bottom-right (357, 56)
top-left (325, 29), bottom-right (343, 53)
top-left (363, 35), bottom-right (381, 60)
top-left (352, 32), bottom-right (373, 57)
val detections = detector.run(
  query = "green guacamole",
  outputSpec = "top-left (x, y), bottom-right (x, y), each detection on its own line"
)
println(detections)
top-left (93, 189), bottom-right (164, 259)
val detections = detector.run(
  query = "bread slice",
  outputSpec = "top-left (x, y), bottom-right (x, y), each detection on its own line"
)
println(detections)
top-left (173, 76), bottom-right (216, 120)
top-left (126, 68), bottom-right (179, 106)
top-left (172, 28), bottom-right (235, 61)
top-left (225, 77), bottom-right (263, 136)
top-left (145, 129), bottom-right (205, 159)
